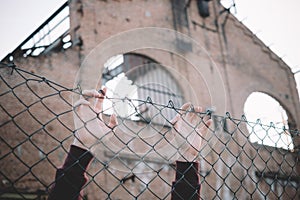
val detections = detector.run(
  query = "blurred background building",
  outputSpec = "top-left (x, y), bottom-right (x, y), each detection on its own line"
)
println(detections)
top-left (0, 0), bottom-right (299, 199)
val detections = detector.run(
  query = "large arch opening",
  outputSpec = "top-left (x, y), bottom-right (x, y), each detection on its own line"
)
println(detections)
top-left (101, 53), bottom-right (184, 124)
top-left (244, 92), bottom-right (294, 151)
top-left (97, 53), bottom-right (186, 165)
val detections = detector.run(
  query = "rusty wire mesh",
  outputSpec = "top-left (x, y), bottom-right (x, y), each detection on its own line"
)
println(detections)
top-left (0, 62), bottom-right (299, 200)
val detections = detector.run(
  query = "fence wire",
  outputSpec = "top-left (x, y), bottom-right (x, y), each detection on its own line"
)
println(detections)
top-left (0, 62), bottom-right (299, 200)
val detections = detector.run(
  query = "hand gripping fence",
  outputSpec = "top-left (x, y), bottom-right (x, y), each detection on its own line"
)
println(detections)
top-left (0, 62), bottom-right (299, 199)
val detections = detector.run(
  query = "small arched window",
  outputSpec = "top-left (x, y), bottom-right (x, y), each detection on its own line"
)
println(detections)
top-left (102, 53), bottom-right (184, 125)
top-left (244, 92), bottom-right (294, 150)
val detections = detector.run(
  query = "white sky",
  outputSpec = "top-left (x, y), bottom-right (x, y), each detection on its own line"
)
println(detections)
top-left (231, 0), bottom-right (300, 88)
top-left (0, 0), bottom-right (299, 97)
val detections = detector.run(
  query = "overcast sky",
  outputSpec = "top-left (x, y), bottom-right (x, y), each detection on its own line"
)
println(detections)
top-left (232, 0), bottom-right (300, 100)
top-left (0, 0), bottom-right (299, 94)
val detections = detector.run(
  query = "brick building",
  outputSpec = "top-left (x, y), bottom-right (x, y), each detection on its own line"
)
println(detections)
top-left (1, 0), bottom-right (299, 199)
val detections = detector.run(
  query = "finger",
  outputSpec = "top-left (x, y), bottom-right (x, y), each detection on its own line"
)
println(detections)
top-left (179, 102), bottom-right (192, 113)
top-left (108, 113), bottom-right (118, 129)
top-left (198, 119), bottom-right (212, 138)
top-left (205, 119), bottom-right (212, 128)
top-left (82, 89), bottom-right (100, 98)
top-left (202, 113), bottom-right (211, 124)
top-left (179, 103), bottom-right (193, 123)
top-left (99, 87), bottom-right (107, 97)
top-left (170, 102), bottom-right (190, 124)
top-left (186, 105), bottom-right (200, 124)
top-left (198, 116), bottom-right (212, 130)
top-left (80, 90), bottom-right (100, 109)
top-left (95, 87), bottom-right (106, 112)
top-left (190, 106), bottom-right (202, 124)
top-left (74, 99), bottom-right (90, 108)
top-left (195, 106), bottom-right (203, 113)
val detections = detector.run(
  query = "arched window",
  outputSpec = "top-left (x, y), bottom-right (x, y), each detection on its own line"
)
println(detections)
top-left (102, 53), bottom-right (184, 125)
top-left (244, 92), bottom-right (294, 150)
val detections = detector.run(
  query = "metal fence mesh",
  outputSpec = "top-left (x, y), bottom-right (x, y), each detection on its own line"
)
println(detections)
top-left (0, 62), bottom-right (299, 200)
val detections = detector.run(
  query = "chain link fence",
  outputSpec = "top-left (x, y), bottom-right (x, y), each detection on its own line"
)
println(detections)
top-left (0, 62), bottom-right (299, 199)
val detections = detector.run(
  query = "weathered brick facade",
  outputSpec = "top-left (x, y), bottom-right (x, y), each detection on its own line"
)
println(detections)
top-left (1, 0), bottom-right (299, 199)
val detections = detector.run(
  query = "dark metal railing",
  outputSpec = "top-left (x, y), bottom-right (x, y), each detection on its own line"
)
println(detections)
top-left (1, 1), bottom-right (70, 62)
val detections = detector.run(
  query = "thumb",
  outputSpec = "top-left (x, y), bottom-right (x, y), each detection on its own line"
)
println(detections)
top-left (108, 114), bottom-right (118, 129)
top-left (199, 119), bottom-right (212, 138)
